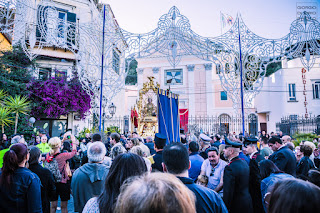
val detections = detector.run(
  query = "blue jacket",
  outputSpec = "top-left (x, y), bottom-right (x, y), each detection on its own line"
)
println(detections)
top-left (269, 146), bottom-right (296, 176)
top-left (0, 167), bottom-right (42, 213)
top-left (178, 176), bottom-right (228, 213)
top-left (189, 152), bottom-right (204, 181)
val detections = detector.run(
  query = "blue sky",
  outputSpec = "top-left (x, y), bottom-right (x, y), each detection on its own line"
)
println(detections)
top-left (101, 0), bottom-right (320, 39)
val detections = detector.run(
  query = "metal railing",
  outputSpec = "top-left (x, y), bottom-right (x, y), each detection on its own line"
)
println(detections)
top-left (276, 115), bottom-right (320, 136)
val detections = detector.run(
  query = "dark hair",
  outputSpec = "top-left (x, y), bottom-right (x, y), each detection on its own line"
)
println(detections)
top-left (268, 179), bottom-right (320, 213)
top-left (261, 136), bottom-right (268, 144)
top-left (189, 141), bottom-right (199, 153)
top-left (110, 133), bottom-right (120, 143)
top-left (28, 146), bottom-right (41, 165)
top-left (300, 145), bottom-right (312, 157)
top-left (0, 143), bottom-right (28, 187)
top-left (259, 160), bottom-right (282, 179)
top-left (155, 138), bottom-right (166, 150)
top-left (268, 137), bottom-right (282, 145)
top-left (92, 133), bottom-right (102, 142)
top-left (308, 169), bottom-right (320, 187)
top-left (98, 153), bottom-right (147, 213)
top-left (215, 134), bottom-right (221, 141)
top-left (163, 143), bottom-right (189, 174)
top-left (206, 147), bottom-right (219, 155)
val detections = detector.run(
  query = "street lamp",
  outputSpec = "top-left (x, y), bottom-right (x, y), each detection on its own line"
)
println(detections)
top-left (102, 102), bottom-right (116, 132)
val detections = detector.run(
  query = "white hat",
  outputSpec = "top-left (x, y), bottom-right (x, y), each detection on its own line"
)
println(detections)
top-left (199, 133), bottom-right (211, 143)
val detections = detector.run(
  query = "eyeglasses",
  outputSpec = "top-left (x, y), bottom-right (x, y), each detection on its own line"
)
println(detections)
top-left (210, 167), bottom-right (216, 176)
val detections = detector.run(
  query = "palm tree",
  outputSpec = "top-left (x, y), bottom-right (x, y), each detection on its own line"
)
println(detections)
top-left (0, 90), bottom-right (7, 106)
top-left (0, 107), bottom-right (14, 133)
top-left (5, 95), bottom-right (30, 134)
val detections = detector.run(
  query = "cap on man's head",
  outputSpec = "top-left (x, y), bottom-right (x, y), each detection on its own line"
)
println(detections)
top-left (225, 137), bottom-right (242, 149)
top-left (243, 138), bottom-right (258, 147)
top-left (199, 133), bottom-right (211, 143)
top-left (154, 133), bottom-right (167, 149)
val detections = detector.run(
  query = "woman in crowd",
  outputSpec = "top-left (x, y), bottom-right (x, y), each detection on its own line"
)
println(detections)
top-left (0, 133), bottom-right (9, 150)
top-left (83, 153), bottom-right (147, 213)
top-left (0, 143), bottom-right (42, 212)
top-left (259, 160), bottom-right (293, 211)
top-left (125, 138), bottom-right (139, 151)
top-left (114, 172), bottom-right (196, 213)
top-left (48, 135), bottom-right (77, 213)
top-left (28, 146), bottom-right (56, 213)
top-left (296, 145), bottom-right (315, 180)
top-left (268, 179), bottom-right (320, 213)
top-left (130, 146), bottom-right (151, 172)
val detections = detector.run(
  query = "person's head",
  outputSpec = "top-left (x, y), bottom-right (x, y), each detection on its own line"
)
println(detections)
top-left (41, 135), bottom-right (48, 143)
top-left (268, 137), bottom-right (283, 151)
top-left (308, 169), bottom-right (320, 187)
top-left (286, 142), bottom-right (295, 151)
top-left (11, 135), bottom-right (24, 145)
top-left (114, 172), bottom-right (196, 213)
top-left (35, 136), bottom-right (41, 143)
top-left (110, 133), bottom-right (120, 145)
top-left (110, 146), bottom-right (127, 159)
top-left (28, 146), bottom-right (41, 165)
top-left (1, 133), bottom-right (7, 141)
top-left (130, 146), bottom-right (145, 157)
top-left (0, 143), bottom-right (29, 187)
top-left (162, 143), bottom-right (189, 175)
top-left (48, 137), bottom-right (62, 155)
top-left (295, 146), bottom-right (303, 162)
top-left (188, 141), bottom-right (199, 153)
top-left (262, 130), bottom-right (266, 135)
top-left (154, 133), bottom-right (167, 150)
top-left (88, 142), bottom-right (107, 163)
top-left (132, 132), bottom-right (138, 138)
top-left (214, 134), bottom-right (221, 142)
top-left (268, 179), bottom-right (320, 213)
top-left (207, 147), bottom-right (220, 167)
top-left (223, 147), bottom-right (240, 160)
top-left (281, 135), bottom-right (291, 144)
top-left (92, 133), bottom-right (102, 142)
top-left (300, 145), bottom-right (313, 157)
top-left (146, 136), bottom-right (153, 143)
top-left (98, 153), bottom-right (147, 213)
top-left (196, 174), bottom-right (209, 187)
top-left (243, 143), bottom-right (258, 155)
top-left (303, 141), bottom-right (316, 152)
top-left (258, 160), bottom-right (282, 179)
top-left (128, 138), bottom-right (139, 149)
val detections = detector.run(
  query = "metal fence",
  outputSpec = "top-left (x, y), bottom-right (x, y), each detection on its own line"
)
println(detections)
top-left (187, 114), bottom-right (258, 136)
top-left (89, 115), bottom-right (129, 133)
top-left (276, 115), bottom-right (320, 136)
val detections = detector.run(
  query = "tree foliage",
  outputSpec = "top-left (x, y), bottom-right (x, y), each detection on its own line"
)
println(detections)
top-left (0, 46), bottom-right (33, 97)
top-left (125, 57), bottom-right (138, 85)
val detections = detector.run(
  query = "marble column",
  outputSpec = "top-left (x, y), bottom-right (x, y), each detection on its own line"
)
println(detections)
top-left (204, 63), bottom-right (214, 115)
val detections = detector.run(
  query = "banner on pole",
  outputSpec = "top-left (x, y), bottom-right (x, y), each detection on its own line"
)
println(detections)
top-left (157, 89), bottom-right (180, 143)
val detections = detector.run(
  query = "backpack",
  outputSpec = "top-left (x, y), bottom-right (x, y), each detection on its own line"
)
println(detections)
top-left (44, 153), bottom-right (62, 183)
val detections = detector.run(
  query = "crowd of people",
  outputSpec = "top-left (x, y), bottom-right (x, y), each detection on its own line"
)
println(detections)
top-left (0, 130), bottom-right (319, 213)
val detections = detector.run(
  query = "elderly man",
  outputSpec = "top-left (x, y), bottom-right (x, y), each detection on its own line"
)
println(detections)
top-left (71, 142), bottom-right (109, 213)
top-left (223, 138), bottom-right (253, 213)
top-left (268, 136), bottom-right (296, 176)
top-left (162, 143), bottom-right (228, 213)
top-left (200, 147), bottom-right (227, 196)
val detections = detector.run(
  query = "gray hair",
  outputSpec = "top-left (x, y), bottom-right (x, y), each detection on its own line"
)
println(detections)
top-left (110, 145), bottom-right (127, 159)
top-left (11, 135), bottom-right (22, 145)
top-left (88, 142), bottom-right (107, 163)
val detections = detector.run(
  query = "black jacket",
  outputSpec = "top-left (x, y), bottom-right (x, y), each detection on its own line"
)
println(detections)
top-left (249, 152), bottom-right (264, 213)
top-left (178, 177), bottom-right (228, 213)
top-left (269, 146), bottom-right (296, 176)
top-left (152, 151), bottom-right (163, 172)
top-left (297, 156), bottom-right (315, 180)
top-left (223, 156), bottom-right (253, 213)
top-left (29, 163), bottom-right (56, 213)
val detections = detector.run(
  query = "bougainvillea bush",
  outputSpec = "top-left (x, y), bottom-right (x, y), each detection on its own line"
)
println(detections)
top-left (28, 77), bottom-right (91, 119)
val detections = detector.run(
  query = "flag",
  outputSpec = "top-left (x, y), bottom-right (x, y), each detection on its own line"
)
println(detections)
top-left (157, 89), bottom-right (180, 143)
top-left (221, 12), bottom-right (234, 28)
top-left (179, 109), bottom-right (188, 133)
